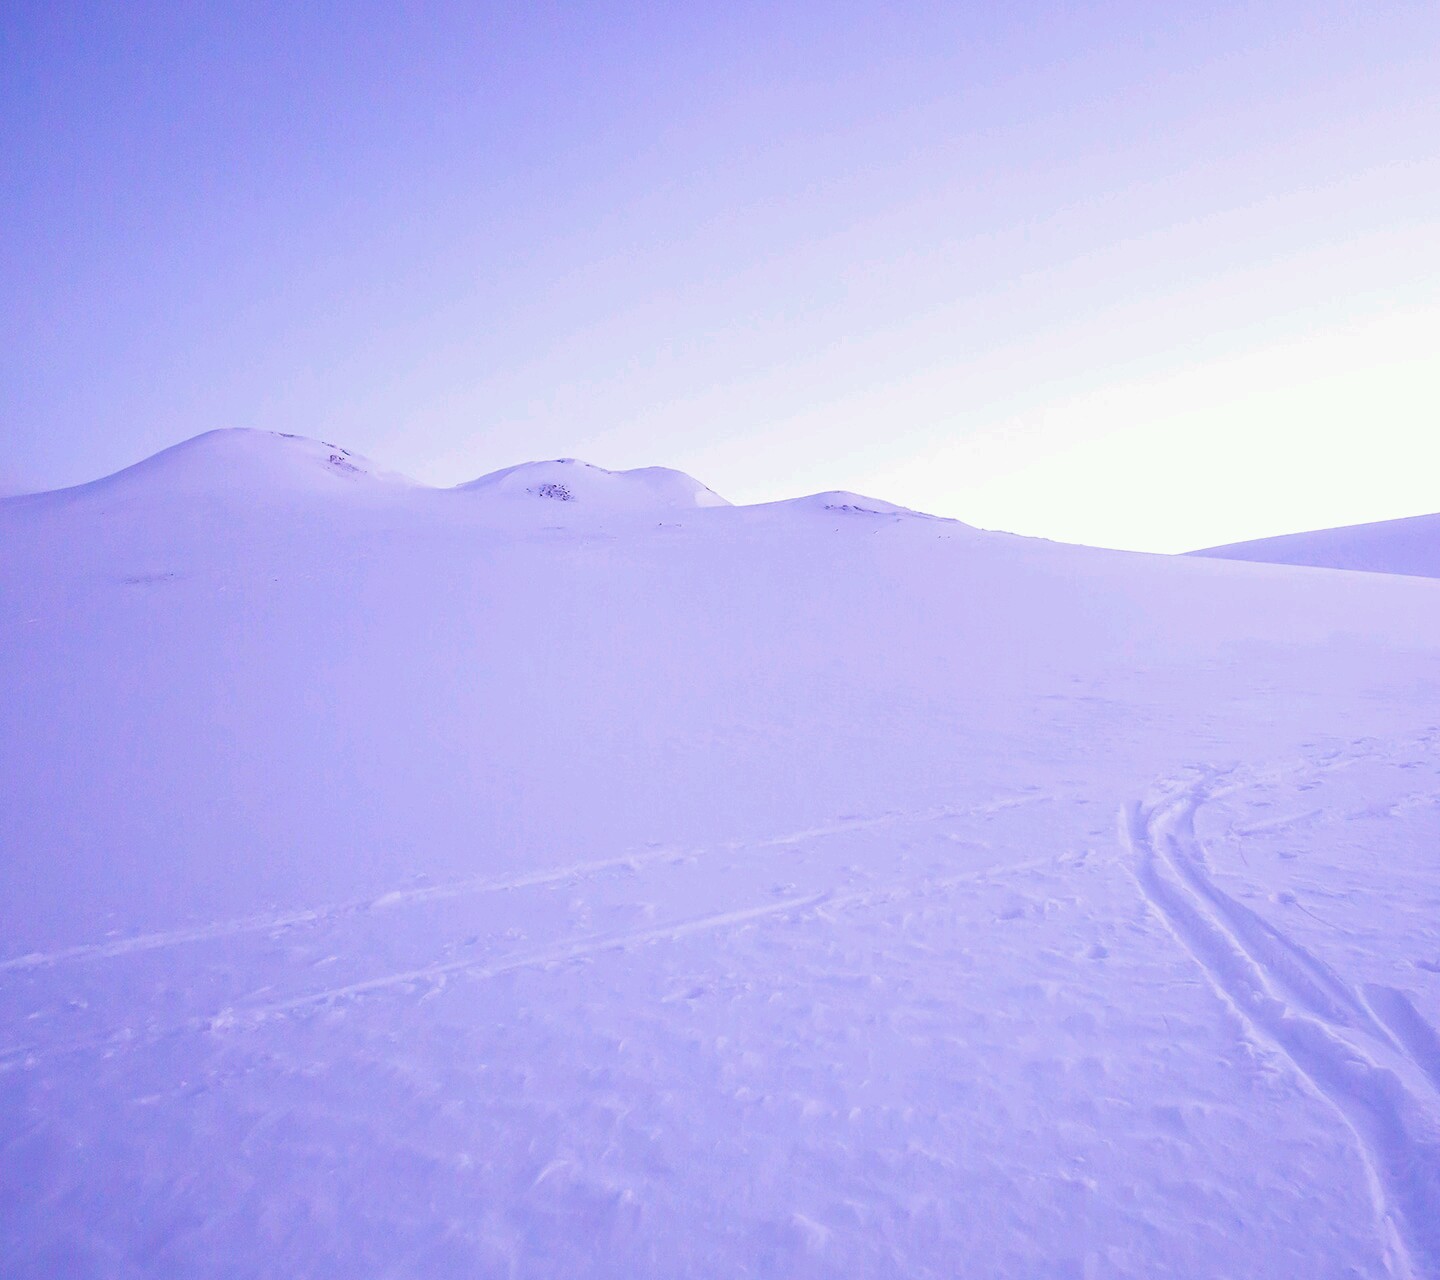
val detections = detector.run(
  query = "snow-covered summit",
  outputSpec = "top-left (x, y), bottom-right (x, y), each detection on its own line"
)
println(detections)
top-left (457, 457), bottom-right (730, 512)
top-left (1191, 511), bottom-right (1440, 579)
top-left (16, 428), bottom-right (410, 506)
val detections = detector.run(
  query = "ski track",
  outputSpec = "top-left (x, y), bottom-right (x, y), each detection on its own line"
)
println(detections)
top-left (1123, 774), bottom-right (1440, 1280)
top-left (0, 789), bottom-right (1051, 974)
top-left (248, 842), bottom-right (1067, 1030)
top-left (0, 802), bottom-right (1067, 1072)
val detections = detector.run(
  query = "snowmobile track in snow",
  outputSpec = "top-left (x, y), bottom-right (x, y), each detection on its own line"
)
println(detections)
top-left (1123, 774), bottom-right (1440, 1280)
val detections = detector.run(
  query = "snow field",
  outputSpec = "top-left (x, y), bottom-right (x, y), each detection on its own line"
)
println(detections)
top-left (3, 430), bottom-right (1439, 1277)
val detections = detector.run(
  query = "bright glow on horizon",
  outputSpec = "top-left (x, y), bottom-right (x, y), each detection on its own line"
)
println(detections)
top-left (4, 3), bottom-right (1437, 550)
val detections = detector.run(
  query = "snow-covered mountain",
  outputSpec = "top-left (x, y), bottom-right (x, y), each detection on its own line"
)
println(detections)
top-left (3, 430), bottom-right (1439, 1278)
top-left (1191, 511), bottom-right (1440, 579)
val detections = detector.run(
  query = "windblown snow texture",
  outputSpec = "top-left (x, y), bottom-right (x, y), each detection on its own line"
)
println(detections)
top-left (3, 430), bottom-right (1439, 1278)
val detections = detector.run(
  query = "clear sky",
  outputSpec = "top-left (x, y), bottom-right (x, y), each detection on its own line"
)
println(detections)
top-left (3, 1), bottom-right (1437, 550)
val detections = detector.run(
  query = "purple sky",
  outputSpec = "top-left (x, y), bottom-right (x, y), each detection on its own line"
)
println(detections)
top-left (4, 2), bottom-right (1437, 549)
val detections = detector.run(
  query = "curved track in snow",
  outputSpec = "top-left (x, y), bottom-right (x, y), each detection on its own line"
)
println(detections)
top-left (1123, 775), bottom-right (1440, 1280)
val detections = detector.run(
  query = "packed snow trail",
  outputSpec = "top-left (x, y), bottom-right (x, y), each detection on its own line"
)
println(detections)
top-left (1124, 774), bottom-right (1440, 1279)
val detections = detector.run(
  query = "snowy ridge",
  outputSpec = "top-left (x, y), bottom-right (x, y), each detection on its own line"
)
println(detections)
top-left (5, 431), bottom-right (732, 518)
top-left (1191, 511), bottom-right (1440, 579)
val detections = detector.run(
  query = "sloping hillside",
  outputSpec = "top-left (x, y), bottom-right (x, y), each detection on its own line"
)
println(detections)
top-left (3, 431), bottom-right (1439, 1279)
top-left (1192, 511), bottom-right (1440, 579)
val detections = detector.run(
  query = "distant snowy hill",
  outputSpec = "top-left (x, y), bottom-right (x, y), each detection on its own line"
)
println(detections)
top-left (1191, 511), bottom-right (1440, 579)
top-left (4, 430), bottom-right (1440, 1279)
top-left (37, 427), bottom-right (413, 499)
top-left (459, 457), bottom-right (731, 511)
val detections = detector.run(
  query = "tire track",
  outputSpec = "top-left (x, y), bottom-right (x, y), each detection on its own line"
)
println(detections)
top-left (1123, 778), bottom-right (1440, 1280)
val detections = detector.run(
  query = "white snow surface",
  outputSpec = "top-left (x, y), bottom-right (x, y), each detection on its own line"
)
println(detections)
top-left (3, 429), bottom-right (1440, 1278)
top-left (1192, 511), bottom-right (1440, 579)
